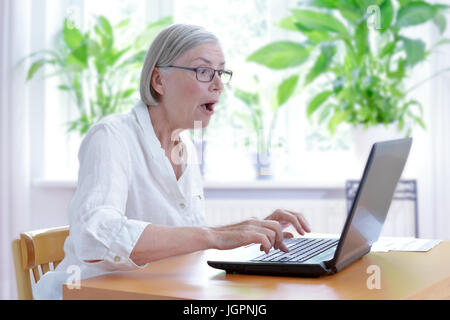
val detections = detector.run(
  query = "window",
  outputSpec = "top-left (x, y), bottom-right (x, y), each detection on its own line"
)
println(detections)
top-left (40, 0), bottom-right (420, 185)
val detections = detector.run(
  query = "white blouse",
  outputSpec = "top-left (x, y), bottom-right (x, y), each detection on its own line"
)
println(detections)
top-left (34, 100), bottom-right (206, 299)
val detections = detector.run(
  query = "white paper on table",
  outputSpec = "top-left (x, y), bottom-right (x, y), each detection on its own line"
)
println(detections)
top-left (371, 237), bottom-right (442, 252)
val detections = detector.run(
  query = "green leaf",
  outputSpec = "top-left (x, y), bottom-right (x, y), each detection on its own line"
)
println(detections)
top-left (303, 30), bottom-right (331, 44)
top-left (388, 59), bottom-right (405, 79)
top-left (432, 38), bottom-right (450, 48)
top-left (115, 18), bottom-right (131, 29)
top-left (119, 50), bottom-right (147, 67)
top-left (96, 16), bottom-right (113, 38)
top-left (134, 16), bottom-right (173, 49)
top-left (276, 16), bottom-right (301, 32)
top-left (432, 12), bottom-right (447, 34)
top-left (68, 43), bottom-right (88, 68)
top-left (105, 46), bottom-right (131, 66)
top-left (277, 75), bottom-right (299, 107)
top-left (328, 110), bottom-right (347, 134)
top-left (121, 88), bottom-right (136, 99)
top-left (395, 2), bottom-right (437, 28)
top-left (26, 59), bottom-right (46, 80)
top-left (94, 16), bottom-right (114, 51)
top-left (305, 43), bottom-right (336, 85)
top-left (433, 4), bottom-right (450, 11)
top-left (86, 39), bottom-right (102, 59)
top-left (80, 124), bottom-right (91, 134)
top-left (94, 59), bottom-right (106, 75)
top-left (58, 84), bottom-right (71, 91)
top-left (278, 16), bottom-right (332, 43)
top-left (66, 120), bottom-right (79, 132)
top-left (63, 19), bottom-right (84, 50)
top-left (307, 90), bottom-right (332, 117)
top-left (339, 7), bottom-right (362, 24)
top-left (398, 117), bottom-right (405, 131)
top-left (317, 103), bottom-right (333, 124)
top-left (290, 9), bottom-right (348, 35)
top-left (415, 116), bottom-right (426, 129)
top-left (247, 41), bottom-right (310, 69)
top-left (354, 22), bottom-right (368, 63)
top-left (380, 0), bottom-right (394, 32)
top-left (234, 88), bottom-right (259, 106)
top-left (379, 42), bottom-right (396, 58)
top-left (355, 0), bottom-right (384, 10)
top-left (335, 1), bottom-right (362, 18)
top-left (400, 36), bottom-right (426, 66)
top-left (300, 0), bottom-right (338, 8)
top-left (96, 84), bottom-right (105, 102)
top-left (398, 0), bottom-right (414, 6)
top-left (145, 16), bottom-right (173, 30)
top-left (333, 76), bottom-right (345, 93)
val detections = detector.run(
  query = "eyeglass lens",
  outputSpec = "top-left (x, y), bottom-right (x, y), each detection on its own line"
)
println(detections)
top-left (197, 68), bottom-right (231, 83)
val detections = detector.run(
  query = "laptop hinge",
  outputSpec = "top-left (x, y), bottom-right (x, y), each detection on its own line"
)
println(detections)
top-left (332, 246), bottom-right (371, 273)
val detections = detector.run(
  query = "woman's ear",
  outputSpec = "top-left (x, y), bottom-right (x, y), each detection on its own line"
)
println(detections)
top-left (151, 67), bottom-right (164, 97)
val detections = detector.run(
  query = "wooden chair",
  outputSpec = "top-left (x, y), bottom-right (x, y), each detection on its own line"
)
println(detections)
top-left (11, 226), bottom-right (69, 299)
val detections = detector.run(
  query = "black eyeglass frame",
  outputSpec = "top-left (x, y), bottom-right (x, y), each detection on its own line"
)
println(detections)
top-left (157, 65), bottom-right (233, 83)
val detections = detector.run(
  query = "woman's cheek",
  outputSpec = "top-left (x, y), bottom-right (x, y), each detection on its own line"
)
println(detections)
top-left (188, 82), bottom-right (205, 97)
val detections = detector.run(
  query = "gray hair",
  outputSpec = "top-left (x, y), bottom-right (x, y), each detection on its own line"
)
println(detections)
top-left (139, 24), bottom-right (220, 106)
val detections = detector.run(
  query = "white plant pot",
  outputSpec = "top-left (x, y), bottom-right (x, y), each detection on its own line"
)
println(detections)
top-left (352, 123), bottom-right (406, 168)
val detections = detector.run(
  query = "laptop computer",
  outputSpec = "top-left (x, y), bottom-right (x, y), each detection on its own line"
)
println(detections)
top-left (207, 138), bottom-right (413, 277)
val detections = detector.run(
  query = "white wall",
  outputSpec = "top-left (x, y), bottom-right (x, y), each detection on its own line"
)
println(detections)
top-left (30, 184), bottom-right (75, 229)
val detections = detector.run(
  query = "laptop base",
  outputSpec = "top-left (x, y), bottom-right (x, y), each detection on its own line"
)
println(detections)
top-left (207, 260), bottom-right (335, 278)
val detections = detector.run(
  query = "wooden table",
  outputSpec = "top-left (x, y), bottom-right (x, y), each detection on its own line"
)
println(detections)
top-left (63, 240), bottom-right (450, 300)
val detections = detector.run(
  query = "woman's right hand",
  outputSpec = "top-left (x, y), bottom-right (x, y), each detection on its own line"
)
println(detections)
top-left (208, 218), bottom-right (293, 254)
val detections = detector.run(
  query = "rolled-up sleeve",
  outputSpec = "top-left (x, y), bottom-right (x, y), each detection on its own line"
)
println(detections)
top-left (69, 123), bottom-right (150, 271)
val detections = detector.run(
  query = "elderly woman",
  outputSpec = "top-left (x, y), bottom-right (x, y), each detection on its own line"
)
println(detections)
top-left (35, 24), bottom-right (310, 299)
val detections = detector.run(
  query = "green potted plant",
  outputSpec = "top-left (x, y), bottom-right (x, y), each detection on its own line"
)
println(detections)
top-left (232, 75), bottom-right (293, 179)
top-left (246, 0), bottom-right (450, 141)
top-left (25, 15), bottom-right (172, 135)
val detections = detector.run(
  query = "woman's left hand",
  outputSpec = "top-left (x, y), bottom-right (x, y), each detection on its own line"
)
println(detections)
top-left (265, 209), bottom-right (311, 238)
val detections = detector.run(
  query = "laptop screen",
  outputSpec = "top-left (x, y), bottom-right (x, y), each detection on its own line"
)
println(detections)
top-left (332, 138), bottom-right (412, 270)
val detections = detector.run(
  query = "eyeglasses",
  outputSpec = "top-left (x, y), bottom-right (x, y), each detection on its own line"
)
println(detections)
top-left (158, 65), bottom-right (233, 84)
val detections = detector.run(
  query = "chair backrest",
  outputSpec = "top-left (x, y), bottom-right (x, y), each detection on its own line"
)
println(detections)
top-left (11, 226), bottom-right (69, 300)
top-left (345, 179), bottom-right (418, 237)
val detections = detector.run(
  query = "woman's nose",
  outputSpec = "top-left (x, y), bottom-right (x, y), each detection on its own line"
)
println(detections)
top-left (210, 72), bottom-right (224, 92)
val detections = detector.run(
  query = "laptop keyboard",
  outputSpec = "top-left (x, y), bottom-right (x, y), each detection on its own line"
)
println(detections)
top-left (251, 238), bottom-right (338, 263)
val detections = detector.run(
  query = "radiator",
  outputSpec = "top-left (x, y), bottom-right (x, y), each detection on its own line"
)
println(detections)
top-left (204, 199), bottom-right (416, 237)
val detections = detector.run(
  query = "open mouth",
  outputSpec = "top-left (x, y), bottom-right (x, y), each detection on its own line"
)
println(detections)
top-left (199, 103), bottom-right (215, 115)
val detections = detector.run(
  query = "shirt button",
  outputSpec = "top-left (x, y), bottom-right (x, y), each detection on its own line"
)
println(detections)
top-left (179, 203), bottom-right (186, 209)
top-left (114, 256), bottom-right (121, 262)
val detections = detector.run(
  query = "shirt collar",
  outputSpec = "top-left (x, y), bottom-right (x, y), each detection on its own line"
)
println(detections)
top-left (132, 100), bottom-right (201, 194)
top-left (132, 100), bottom-right (190, 164)
top-left (132, 100), bottom-right (165, 159)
